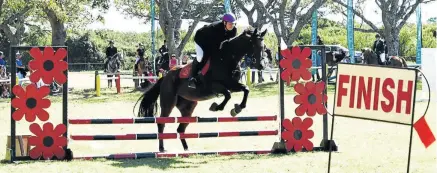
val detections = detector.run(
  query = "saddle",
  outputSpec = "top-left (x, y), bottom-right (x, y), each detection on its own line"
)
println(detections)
top-left (178, 58), bottom-right (211, 79)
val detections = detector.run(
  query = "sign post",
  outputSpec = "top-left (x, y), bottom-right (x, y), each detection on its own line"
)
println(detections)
top-left (328, 63), bottom-right (419, 173)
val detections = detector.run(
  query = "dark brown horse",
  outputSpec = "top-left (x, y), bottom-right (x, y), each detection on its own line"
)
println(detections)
top-left (362, 48), bottom-right (408, 67)
top-left (135, 28), bottom-right (266, 152)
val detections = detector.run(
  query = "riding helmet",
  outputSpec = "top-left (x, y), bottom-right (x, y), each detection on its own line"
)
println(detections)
top-left (223, 13), bottom-right (237, 23)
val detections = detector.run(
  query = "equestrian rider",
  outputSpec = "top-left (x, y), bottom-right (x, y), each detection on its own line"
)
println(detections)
top-left (135, 43), bottom-right (146, 74)
top-left (105, 40), bottom-right (118, 72)
top-left (187, 13), bottom-right (238, 89)
top-left (372, 34), bottom-right (386, 65)
top-left (159, 40), bottom-right (168, 57)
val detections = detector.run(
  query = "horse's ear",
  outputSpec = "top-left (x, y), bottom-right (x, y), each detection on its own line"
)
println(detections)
top-left (253, 28), bottom-right (258, 35)
top-left (260, 29), bottom-right (267, 37)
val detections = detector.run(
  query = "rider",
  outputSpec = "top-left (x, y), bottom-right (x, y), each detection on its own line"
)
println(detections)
top-left (372, 34), bottom-right (385, 65)
top-left (187, 13), bottom-right (238, 89)
top-left (159, 40), bottom-right (168, 57)
top-left (135, 43), bottom-right (146, 74)
top-left (104, 40), bottom-right (118, 72)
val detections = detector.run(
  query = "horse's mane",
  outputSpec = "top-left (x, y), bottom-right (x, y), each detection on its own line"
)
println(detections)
top-left (219, 27), bottom-right (255, 53)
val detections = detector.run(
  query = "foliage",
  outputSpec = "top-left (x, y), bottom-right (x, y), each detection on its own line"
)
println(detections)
top-left (5, 17), bottom-right (435, 71)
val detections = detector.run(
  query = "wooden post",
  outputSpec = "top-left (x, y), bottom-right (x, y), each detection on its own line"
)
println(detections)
top-left (246, 68), bottom-right (251, 88)
top-left (116, 73), bottom-right (121, 94)
top-left (96, 75), bottom-right (101, 96)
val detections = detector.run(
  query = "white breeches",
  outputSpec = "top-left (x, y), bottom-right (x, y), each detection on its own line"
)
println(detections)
top-left (379, 53), bottom-right (386, 63)
top-left (195, 43), bottom-right (204, 62)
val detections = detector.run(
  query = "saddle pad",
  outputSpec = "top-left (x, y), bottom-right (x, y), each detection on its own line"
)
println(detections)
top-left (179, 58), bottom-right (210, 79)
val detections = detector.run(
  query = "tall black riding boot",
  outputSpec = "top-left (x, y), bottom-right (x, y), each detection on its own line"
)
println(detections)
top-left (104, 59), bottom-right (109, 72)
top-left (188, 60), bottom-right (200, 89)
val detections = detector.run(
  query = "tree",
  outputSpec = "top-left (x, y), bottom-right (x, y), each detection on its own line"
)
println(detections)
top-left (331, 0), bottom-right (436, 56)
top-left (252, 0), bottom-right (327, 46)
top-left (115, 0), bottom-right (222, 57)
top-left (34, 0), bottom-right (110, 46)
top-left (234, 0), bottom-right (273, 29)
top-left (0, 0), bottom-right (35, 46)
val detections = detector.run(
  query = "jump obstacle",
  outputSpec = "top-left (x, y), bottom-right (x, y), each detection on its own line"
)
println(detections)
top-left (7, 45), bottom-right (335, 162)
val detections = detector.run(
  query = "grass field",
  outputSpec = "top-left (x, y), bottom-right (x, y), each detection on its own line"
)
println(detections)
top-left (0, 72), bottom-right (435, 173)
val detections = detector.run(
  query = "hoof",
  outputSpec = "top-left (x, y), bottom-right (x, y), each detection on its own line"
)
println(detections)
top-left (231, 104), bottom-right (242, 117)
top-left (184, 148), bottom-right (189, 151)
top-left (159, 148), bottom-right (166, 153)
top-left (209, 102), bottom-right (218, 111)
top-left (231, 109), bottom-right (237, 117)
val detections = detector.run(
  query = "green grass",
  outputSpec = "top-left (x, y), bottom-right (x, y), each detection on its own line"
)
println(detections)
top-left (0, 78), bottom-right (432, 173)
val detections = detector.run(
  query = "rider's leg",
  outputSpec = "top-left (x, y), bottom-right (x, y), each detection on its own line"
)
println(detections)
top-left (188, 43), bottom-right (204, 89)
top-left (104, 58), bottom-right (109, 72)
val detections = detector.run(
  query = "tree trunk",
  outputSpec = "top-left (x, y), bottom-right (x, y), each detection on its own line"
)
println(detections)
top-left (49, 20), bottom-right (66, 46)
top-left (45, 7), bottom-right (67, 46)
top-left (385, 29), bottom-right (400, 56)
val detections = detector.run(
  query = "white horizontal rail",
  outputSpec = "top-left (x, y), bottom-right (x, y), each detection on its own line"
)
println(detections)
top-left (100, 76), bottom-right (159, 80)
top-left (99, 72), bottom-right (133, 75)
top-left (0, 78), bottom-right (30, 83)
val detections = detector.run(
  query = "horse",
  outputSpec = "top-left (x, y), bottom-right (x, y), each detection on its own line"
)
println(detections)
top-left (134, 28), bottom-right (266, 152)
top-left (361, 48), bottom-right (408, 68)
top-left (106, 52), bottom-right (123, 88)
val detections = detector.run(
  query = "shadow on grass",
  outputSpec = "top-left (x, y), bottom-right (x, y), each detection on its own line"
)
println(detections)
top-left (108, 153), bottom-right (290, 170)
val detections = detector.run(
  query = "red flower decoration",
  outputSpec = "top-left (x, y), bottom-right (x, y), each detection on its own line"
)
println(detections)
top-left (29, 47), bottom-right (68, 84)
top-left (281, 117), bottom-right (314, 152)
top-left (29, 122), bottom-right (67, 160)
top-left (279, 46), bottom-right (312, 84)
top-left (294, 81), bottom-right (328, 116)
top-left (11, 84), bottom-right (51, 122)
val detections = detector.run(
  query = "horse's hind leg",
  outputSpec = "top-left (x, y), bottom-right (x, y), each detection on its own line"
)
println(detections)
top-left (158, 79), bottom-right (178, 152)
top-left (176, 96), bottom-right (197, 151)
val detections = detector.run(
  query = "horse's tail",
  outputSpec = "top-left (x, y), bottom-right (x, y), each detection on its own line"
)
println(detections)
top-left (134, 78), bottom-right (163, 117)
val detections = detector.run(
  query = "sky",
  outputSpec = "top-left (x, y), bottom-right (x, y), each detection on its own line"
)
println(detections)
top-left (86, 1), bottom-right (437, 33)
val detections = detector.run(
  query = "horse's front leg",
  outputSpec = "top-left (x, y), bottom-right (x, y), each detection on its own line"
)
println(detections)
top-left (229, 83), bottom-right (249, 117)
top-left (209, 83), bottom-right (231, 112)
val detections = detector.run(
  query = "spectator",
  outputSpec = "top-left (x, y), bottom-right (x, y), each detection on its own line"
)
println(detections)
top-left (16, 52), bottom-right (26, 86)
top-left (0, 51), bottom-right (5, 66)
top-left (182, 55), bottom-right (189, 65)
top-left (0, 51), bottom-right (6, 79)
top-left (169, 54), bottom-right (178, 69)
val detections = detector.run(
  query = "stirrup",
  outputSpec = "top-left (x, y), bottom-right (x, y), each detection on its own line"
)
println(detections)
top-left (188, 77), bottom-right (197, 88)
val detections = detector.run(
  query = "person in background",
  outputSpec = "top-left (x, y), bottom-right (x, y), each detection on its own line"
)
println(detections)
top-left (372, 34), bottom-right (385, 65)
top-left (182, 55), bottom-right (189, 65)
top-left (159, 40), bottom-right (168, 57)
top-left (0, 51), bottom-right (6, 79)
top-left (137, 43), bottom-right (145, 58)
top-left (0, 51), bottom-right (5, 66)
top-left (16, 52), bottom-right (26, 86)
top-left (169, 54), bottom-right (178, 69)
top-left (104, 40), bottom-right (118, 72)
top-left (312, 35), bottom-right (323, 81)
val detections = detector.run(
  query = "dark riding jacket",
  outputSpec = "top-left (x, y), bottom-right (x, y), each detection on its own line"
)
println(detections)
top-left (372, 39), bottom-right (385, 55)
top-left (194, 21), bottom-right (237, 58)
top-left (159, 45), bottom-right (168, 55)
top-left (137, 47), bottom-right (145, 57)
top-left (106, 46), bottom-right (118, 58)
